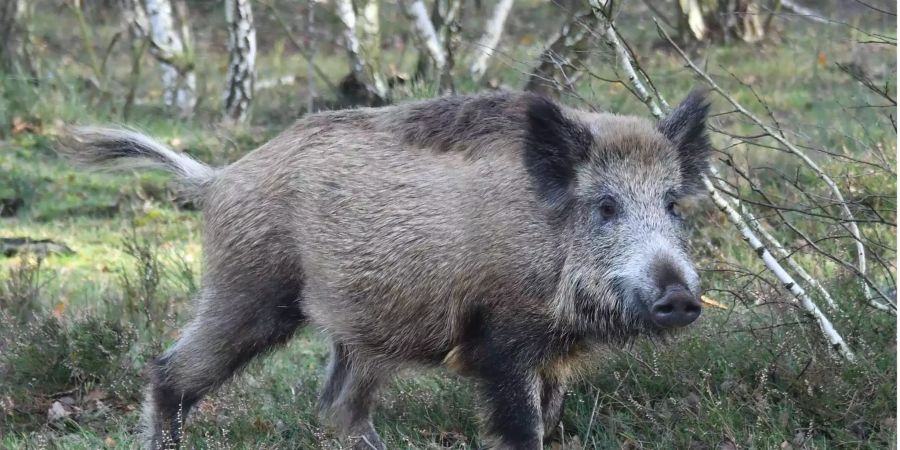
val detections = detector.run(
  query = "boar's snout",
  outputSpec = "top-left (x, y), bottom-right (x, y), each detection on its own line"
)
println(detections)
top-left (649, 285), bottom-right (702, 328)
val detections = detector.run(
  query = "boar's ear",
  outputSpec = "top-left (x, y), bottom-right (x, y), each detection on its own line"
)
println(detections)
top-left (523, 94), bottom-right (593, 209)
top-left (658, 90), bottom-right (712, 195)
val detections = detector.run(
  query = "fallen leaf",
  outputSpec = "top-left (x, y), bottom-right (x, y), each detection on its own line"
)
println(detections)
top-left (11, 116), bottom-right (40, 135)
top-left (701, 295), bottom-right (728, 310)
top-left (53, 302), bottom-right (66, 320)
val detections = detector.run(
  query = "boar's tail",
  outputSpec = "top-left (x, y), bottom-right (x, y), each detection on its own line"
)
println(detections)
top-left (58, 126), bottom-right (217, 201)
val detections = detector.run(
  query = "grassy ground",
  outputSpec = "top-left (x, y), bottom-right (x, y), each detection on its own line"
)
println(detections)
top-left (0, 2), bottom-right (896, 449)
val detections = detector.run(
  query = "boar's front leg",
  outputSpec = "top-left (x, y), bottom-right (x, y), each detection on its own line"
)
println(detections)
top-left (480, 367), bottom-right (543, 449)
top-left (473, 344), bottom-right (544, 450)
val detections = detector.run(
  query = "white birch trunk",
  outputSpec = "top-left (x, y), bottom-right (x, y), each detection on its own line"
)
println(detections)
top-left (224, 0), bottom-right (256, 122)
top-left (677, 0), bottom-right (764, 43)
top-left (435, 0), bottom-right (461, 93)
top-left (335, 0), bottom-right (365, 79)
top-left (469, 0), bottom-right (514, 82)
top-left (356, 0), bottom-right (388, 98)
top-left (143, 0), bottom-right (195, 116)
top-left (703, 176), bottom-right (856, 361)
top-left (403, 0), bottom-right (446, 71)
top-left (335, 0), bottom-right (387, 100)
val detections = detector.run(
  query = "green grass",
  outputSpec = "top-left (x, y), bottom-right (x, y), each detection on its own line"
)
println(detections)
top-left (0, 1), bottom-right (896, 449)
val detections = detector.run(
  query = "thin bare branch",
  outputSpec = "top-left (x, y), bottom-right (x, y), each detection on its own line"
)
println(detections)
top-left (655, 20), bottom-right (876, 309)
top-left (582, 7), bottom-right (861, 361)
top-left (257, 0), bottom-right (337, 93)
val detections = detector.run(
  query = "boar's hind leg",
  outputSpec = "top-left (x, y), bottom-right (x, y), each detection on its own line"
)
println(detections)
top-left (318, 341), bottom-right (386, 450)
top-left (540, 375), bottom-right (568, 443)
top-left (141, 283), bottom-right (305, 449)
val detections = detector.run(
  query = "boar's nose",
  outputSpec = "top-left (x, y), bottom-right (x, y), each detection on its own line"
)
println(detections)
top-left (650, 285), bottom-right (702, 328)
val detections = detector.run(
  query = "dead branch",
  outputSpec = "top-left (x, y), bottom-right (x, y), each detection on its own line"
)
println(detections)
top-left (585, 6), bottom-right (859, 361)
top-left (257, 0), bottom-right (337, 93)
top-left (709, 165), bottom-right (839, 310)
top-left (524, 10), bottom-right (598, 98)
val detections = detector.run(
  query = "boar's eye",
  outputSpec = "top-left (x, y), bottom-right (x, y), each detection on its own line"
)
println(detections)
top-left (666, 199), bottom-right (680, 218)
top-left (665, 191), bottom-right (682, 219)
top-left (598, 196), bottom-right (619, 221)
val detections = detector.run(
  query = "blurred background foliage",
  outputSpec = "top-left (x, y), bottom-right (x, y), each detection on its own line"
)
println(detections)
top-left (0, 0), bottom-right (895, 448)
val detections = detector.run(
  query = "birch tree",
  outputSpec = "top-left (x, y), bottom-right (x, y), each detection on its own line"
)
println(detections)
top-left (531, 3), bottom-right (895, 361)
top-left (143, 0), bottom-right (196, 116)
top-left (469, 0), bottom-right (514, 83)
top-left (0, 0), bottom-right (37, 80)
top-left (356, 0), bottom-right (384, 95)
top-left (403, 0), bottom-right (446, 74)
top-left (119, 0), bottom-right (150, 119)
top-left (224, 0), bottom-right (256, 122)
top-left (524, 10), bottom-right (597, 97)
top-left (677, 0), bottom-right (765, 43)
top-left (433, 0), bottom-right (461, 93)
top-left (335, 0), bottom-right (388, 103)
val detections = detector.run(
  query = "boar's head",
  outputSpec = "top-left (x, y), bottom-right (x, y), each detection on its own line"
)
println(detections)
top-left (525, 91), bottom-right (712, 339)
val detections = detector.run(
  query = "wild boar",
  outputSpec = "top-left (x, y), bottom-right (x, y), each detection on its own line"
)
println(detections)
top-left (60, 90), bottom-right (711, 449)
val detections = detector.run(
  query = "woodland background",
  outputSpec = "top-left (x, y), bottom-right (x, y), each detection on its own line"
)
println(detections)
top-left (0, 0), bottom-right (896, 448)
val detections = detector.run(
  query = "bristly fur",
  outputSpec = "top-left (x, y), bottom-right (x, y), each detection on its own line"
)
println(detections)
top-left (57, 90), bottom-right (711, 450)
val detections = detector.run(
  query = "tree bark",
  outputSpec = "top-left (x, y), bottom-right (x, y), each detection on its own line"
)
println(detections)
top-left (524, 10), bottom-right (597, 98)
top-left (677, 0), bottom-right (765, 43)
top-left (403, 0), bottom-right (446, 73)
top-left (143, 0), bottom-right (196, 116)
top-left (224, 0), bottom-right (256, 122)
top-left (356, 0), bottom-right (386, 96)
top-left (1, 0), bottom-right (37, 80)
top-left (469, 0), bottom-right (514, 83)
top-left (335, 0), bottom-right (387, 104)
top-left (305, 0), bottom-right (317, 114)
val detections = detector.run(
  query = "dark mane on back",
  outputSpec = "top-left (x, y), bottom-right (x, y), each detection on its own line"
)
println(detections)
top-left (377, 91), bottom-right (533, 155)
